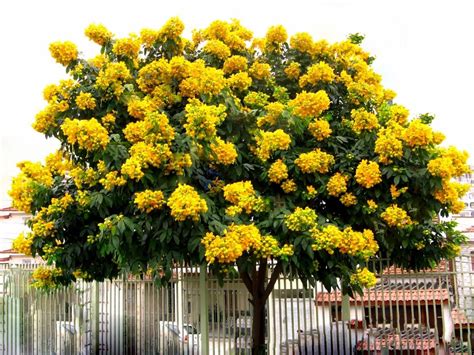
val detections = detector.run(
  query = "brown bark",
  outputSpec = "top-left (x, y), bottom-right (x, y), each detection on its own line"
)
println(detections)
top-left (238, 260), bottom-right (283, 354)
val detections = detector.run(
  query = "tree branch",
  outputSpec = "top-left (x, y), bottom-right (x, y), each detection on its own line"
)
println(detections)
top-left (263, 261), bottom-right (283, 301)
top-left (238, 265), bottom-right (253, 296)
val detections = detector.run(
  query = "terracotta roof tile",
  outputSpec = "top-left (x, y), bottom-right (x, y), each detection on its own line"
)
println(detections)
top-left (382, 260), bottom-right (448, 275)
top-left (452, 308), bottom-right (474, 328)
top-left (357, 334), bottom-right (437, 351)
top-left (315, 288), bottom-right (450, 306)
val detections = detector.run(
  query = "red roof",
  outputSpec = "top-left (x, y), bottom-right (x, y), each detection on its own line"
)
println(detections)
top-left (0, 213), bottom-right (12, 220)
top-left (462, 226), bottom-right (474, 233)
top-left (315, 288), bottom-right (450, 306)
top-left (451, 308), bottom-right (474, 328)
top-left (356, 336), bottom-right (437, 352)
top-left (382, 261), bottom-right (448, 275)
top-left (0, 207), bottom-right (17, 212)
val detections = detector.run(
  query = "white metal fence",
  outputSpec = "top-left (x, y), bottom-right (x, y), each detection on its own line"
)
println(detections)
top-left (0, 256), bottom-right (472, 354)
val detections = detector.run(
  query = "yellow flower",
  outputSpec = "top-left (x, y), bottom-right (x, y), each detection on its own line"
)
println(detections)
top-left (390, 104), bottom-right (409, 125)
top-left (223, 55), bottom-right (248, 74)
top-left (99, 171), bottom-right (127, 190)
top-left (402, 119), bottom-right (433, 147)
top-left (223, 181), bottom-right (263, 215)
top-left (367, 199), bottom-right (378, 212)
top-left (281, 179), bottom-right (297, 193)
top-left (265, 25), bottom-right (288, 44)
top-left (299, 62), bottom-right (335, 87)
top-left (140, 28), bottom-right (160, 47)
top-left (210, 138), bottom-right (238, 165)
top-left (257, 102), bottom-right (286, 127)
top-left (350, 267), bottom-right (377, 288)
top-left (12, 232), bottom-right (33, 256)
top-left (351, 108), bottom-right (379, 134)
top-left (49, 41), bottom-right (78, 66)
top-left (308, 119), bottom-right (332, 141)
top-left (203, 40), bottom-right (231, 60)
top-left (295, 149), bottom-right (335, 174)
top-left (184, 99), bottom-right (227, 140)
top-left (159, 17), bottom-right (185, 40)
top-left (134, 190), bottom-right (165, 213)
top-left (167, 184), bottom-right (208, 221)
top-left (290, 32), bottom-right (313, 53)
top-left (381, 204), bottom-right (412, 228)
top-left (375, 127), bottom-right (404, 164)
top-left (227, 72), bottom-right (252, 91)
top-left (84, 23), bottom-right (113, 45)
top-left (340, 192), bottom-right (357, 206)
top-left (61, 118), bottom-right (109, 152)
top-left (284, 62), bottom-right (301, 80)
top-left (289, 91), bottom-right (330, 118)
top-left (355, 160), bottom-right (382, 188)
top-left (327, 172), bottom-right (348, 197)
top-left (285, 207), bottom-right (317, 231)
top-left (75, 92), bottom-right (96, 110)
top-left (268, 159), bottom-right (288, 183)
top-left (306, 185), bottom-right (318, 198)
top-left (390, 184), bottom-right (407, 199)
top-left (113, 35), bottom-right (141, 58)
top-left (254, 129), bottom-right (291, 161)
top-left (179, 60), bottom-right (226, 98)
top-left (249, 62), bottom-right (271, 80)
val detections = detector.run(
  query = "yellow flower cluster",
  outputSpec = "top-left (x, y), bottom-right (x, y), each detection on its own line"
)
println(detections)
top-left (381, 204), bottom-right (412, 228)
top-left (285, 207), bottom-right (317, 232)
top-left (99, 171), bottom-right (127, 190)
top-left (295, 149), bottom-right (335, 174)
top-left (75, 92), bottom-right (96, 110)
top-left (327, 172), bottom-right (348, 197)
top-left (167, 184), bottom-right (208, 221)
top-left (254, 129), bottom-right (291, 161)
top-left (350, 267), bottom-right (377, 288)
top-left (84, 23), bottom-right (113, 45)
top-left (340, 192), bottom-right (357, 206)
top-left (390, 184), bottom-right (407, 199)
top-left (355, 160), bottom-right (382, 188)
top-left (249, 62), bottom-right (271, 80)
top-left (95, 62), bottom-right (132, 97)
top-left (70, 166), bottom-right (99, 189)
top-left (227, 72), bottom-right (252, 91)
top-left (134, 190), bottom-right (165, 213)
top-left (223, 181), bottom-right (263, 215)
top-left (268, 159), bottom-right (288, 183)
top-left (184, 99), bottom-right (227, 140)
top-left (202, 224), bottom-right (262, 263)
top-left (308, 119), bottom-right (332, 141)
top-left (402, 119), bottom-right (433, 147)
top-left (123, 112), bottom-right (175, 144)
top-left (390, 104), bottom-right (409, 125)
top-left (306, 185), bottom-right (318, 198)
top-left (351, 108), bottom-right (379, 134)
top-left (12, 232), bottom-right (33, 256)
top-left (223, 55), bottom-right (248, 74)
top-left (290, 32), bottom-right (314, 53)
top-left (159, 16), bottom-right (185, 40)
top-left (140, 28), bottom-right (160, 48)
top-left (210, 138), bottom-right (238, 165)
top-left (289, 91), bottom-right (330, 118)
top-left (265, 25), bottom-right (288, 45)
top-left (121, 142), bottom-right (172, 180)
top-left (179, 60), bottom-right (226, 98)
top-left (281, 179), bottom-right (297, 193)
top-left (61, 118), bottom-right (109, 151)
top-left (433, 181), bottom-right (469, 213)
top-left (31, 266), bottom-right (62, 290)
top-left (367, 199), bottom-right (378, 213)
top-left (428, 147), bottom-right (470, 179)
top-left (284, 62), bottom-right (301, 79)
top-left (299, 61), bottom-right (335, 87)
top-left (374, 127), bottom-right (404, 164)
top-left (49, 41), bottom-right (78, 66)
top-left (45, 150), bottom-right (72, 176)
top-left (244, 91), bottom-right (269, 108)
top-left (202, 223), bottom-right (291, 264)
top-left (311, 225), bottom-right (378, 258)
top-left (113, 35), bottom-right (141, 58)
top-left (165, 153), bottom-right (193, 176)
top-left (203, 39), bottom-right (231, 60)
top-left (47, 194), bottom-right (74, 216)
top-left (257, 102), bottom-right (285, 127)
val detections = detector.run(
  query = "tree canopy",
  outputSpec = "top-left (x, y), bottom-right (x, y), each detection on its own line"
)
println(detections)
top-left (10, 18), bottom-right (468, 295)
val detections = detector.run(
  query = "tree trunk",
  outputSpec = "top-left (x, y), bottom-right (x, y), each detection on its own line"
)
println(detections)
top-left (239, 260), bottom-right (283, 355)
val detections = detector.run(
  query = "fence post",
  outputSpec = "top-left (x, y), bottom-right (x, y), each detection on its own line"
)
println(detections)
top-left (199, 264), bottom-right (209, 355)
top-left (91, 281), bottom-right (100, 353)
top-left (342, 294), bottom-right (350, 321)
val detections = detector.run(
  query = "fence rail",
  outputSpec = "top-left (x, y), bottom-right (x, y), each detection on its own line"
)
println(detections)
top-left (0, 255), bottom-right (472, 354)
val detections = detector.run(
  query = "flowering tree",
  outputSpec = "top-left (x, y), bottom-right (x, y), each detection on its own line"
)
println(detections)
top-left (10, 18), bottom-right (468, 352)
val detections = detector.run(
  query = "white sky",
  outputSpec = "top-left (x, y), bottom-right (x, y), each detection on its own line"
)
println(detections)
top-left (1, 0), bottom-right (473, 207)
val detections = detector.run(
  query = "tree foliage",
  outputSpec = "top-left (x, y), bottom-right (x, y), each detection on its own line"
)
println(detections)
top-left (10, 18), bottom-right (468, 297)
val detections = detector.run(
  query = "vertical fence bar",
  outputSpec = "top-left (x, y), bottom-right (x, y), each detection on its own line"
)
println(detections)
top-left (200, 264), bottom-right (209, 355)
